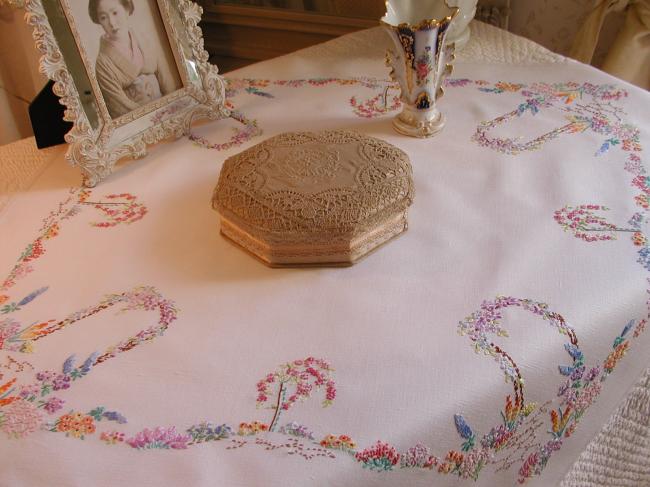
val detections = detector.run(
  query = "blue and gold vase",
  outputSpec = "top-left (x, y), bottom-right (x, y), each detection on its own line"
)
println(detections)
top-left (381, 1), bottom-right (458, 137)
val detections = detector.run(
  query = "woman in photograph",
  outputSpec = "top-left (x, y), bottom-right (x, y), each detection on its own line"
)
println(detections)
top-left (89, 0), bottom-right (178, 118)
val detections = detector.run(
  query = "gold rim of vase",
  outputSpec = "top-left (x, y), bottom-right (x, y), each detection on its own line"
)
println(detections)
top-left (380, 2), bottom-right (459, 32)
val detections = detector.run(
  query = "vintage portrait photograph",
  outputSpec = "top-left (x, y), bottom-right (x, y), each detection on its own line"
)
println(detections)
top-left (65, 0), bottom-right (183, 119)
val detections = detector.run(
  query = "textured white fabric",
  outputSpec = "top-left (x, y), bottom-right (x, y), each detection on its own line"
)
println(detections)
top-left (561, 367), bottom-right (650, 487)
top-left (0, 137), bottom-right (63, 213)
top-left (288, 20), bottom-right (566, 67)
top-left (1, 23), bottom-right (649, 487)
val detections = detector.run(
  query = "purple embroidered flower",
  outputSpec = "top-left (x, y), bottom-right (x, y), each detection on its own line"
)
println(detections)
top-left (557, 378), bottom-right (572, 397)
top-left (18, 384), bottom-right (39, 400)
top-left (102, 410), bottom-right (127, 424)
top-left (585, 366), bottom-right (600, 382)
top-left (186, 422), bottom-right (232, 444)
top-left (52, 374), bottom-right (71, 391)
top-left (36, 371), bottom-right (56, 382)
top-left (43, 397), bottom-right (65, 414)
top-left (570, 366), bottom-right (585, 381)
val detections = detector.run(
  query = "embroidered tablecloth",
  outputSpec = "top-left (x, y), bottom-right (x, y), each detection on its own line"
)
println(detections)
top-left (1, 22), bottom-right (649, 487)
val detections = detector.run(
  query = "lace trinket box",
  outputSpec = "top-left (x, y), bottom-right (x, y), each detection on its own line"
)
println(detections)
top-left (212, 130), bottom-right (414, 267)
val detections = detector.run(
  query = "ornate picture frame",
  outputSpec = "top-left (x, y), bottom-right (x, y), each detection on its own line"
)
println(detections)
top-left (24, 0), bottom-right (228, 186)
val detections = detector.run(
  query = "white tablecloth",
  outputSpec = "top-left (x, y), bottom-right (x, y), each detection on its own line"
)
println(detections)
top-left (1, 21), bottom-right (649, 487)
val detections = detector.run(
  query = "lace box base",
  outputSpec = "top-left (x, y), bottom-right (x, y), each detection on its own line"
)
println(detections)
top-left (212, 130), bottom-right (414, 267)
top-left (220, 211), bottom-right (408, 267)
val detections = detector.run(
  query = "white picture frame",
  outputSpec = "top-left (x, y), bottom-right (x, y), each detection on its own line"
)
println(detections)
top-left (24, 0), bottom-right (229, 186)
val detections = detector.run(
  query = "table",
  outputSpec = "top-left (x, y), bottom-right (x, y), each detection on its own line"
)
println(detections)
top-left (1, 21), bottom-right (649, 487)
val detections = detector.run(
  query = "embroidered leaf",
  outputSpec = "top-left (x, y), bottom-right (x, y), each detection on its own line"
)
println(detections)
top-left (89, 407), bottom-right (105, 421)
top-left (245, 87), bottom-right (274, 98)
top-left (1, 303), bottom-right (19, 314)
top-left (62, 355), bottom-right (76, 375)
top-left (558, 365), bottom-right (574, 376)
top-left (454, 414), bottom-right (474, 440)
top-left (17, 287), bottom-right (49, 307)
top-left (621, 319), bottom-right (635, 337)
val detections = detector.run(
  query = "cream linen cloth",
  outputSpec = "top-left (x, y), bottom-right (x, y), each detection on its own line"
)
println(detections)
top-left (0, 22), bottom-right (649, 487)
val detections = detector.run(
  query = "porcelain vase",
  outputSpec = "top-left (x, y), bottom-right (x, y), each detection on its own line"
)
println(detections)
top-left (446, 0), bottom-right (479, 49)
top-left (381, 1), bottom-right (458, 138)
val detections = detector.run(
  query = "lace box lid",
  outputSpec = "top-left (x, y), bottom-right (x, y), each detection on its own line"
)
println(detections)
top-left (212, 130), bottom-right (414, 267)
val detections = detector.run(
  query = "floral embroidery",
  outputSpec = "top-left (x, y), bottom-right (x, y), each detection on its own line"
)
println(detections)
top-left (479, 82), bottom-right (525, 94)
top-left (458, 296), bottom-right (577, 405)
top-left (5, 286), bottom-right (177, 358)
top-left (150, 99), bottom-right (192, 125)
top-left (85, 194), bottom-right (148, 228)
top-left (472, 82), bottom-right (630, 155)
top-left (355, 441), bottom-right (401, 471)
top-left (400, 444), bottom-right (437, 469)
top-left (349, 91), bottom-right (401, 118)
top-left (52, 412), bottom-right (96, 439)
top-left (49, 407), bottom-right (126, 439)
top-left (189, 109), bottom-right (262, 151)
top-left (319, 433), bottom-right (356, 451)
top-left (1, 287), bottom-right (48, 318)
top-left (256, 357), bottom-right (336, 431)
top-left (187, 422), bottom-right (232, 444)
top-left (42, 397), bottom-right (65, 414)
top-left (0, 398), bottom-right (43, 438)
top-left (1, 189), bottom-right (85, 294)
top-left (101, 431), bottom-right (125, 444)
top-left (553, 205), bottom-right (632, 242)
top-left (279, 422), bottom-right (315, 440)
top-left (127, 427), bottom-right (191, 450)
top-left (237, 421), bottom-right (269, 436)
top-left (0, 189), bottom-right (147, 316)
top-left (0, 77), bottom-right (647, 487)
top-left (0, 378), bottom-right (18, 407)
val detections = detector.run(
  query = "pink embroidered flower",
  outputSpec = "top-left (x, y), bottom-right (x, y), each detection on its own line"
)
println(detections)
top-left (256, 357), bottom-right (337, 431)
top-left (400, 443), bottom-right (437, 469)
top-left (18, 384), bottom-right (39, 400)
top-left (0, 399), bottom-right (43, 438)
top-left (126, 426), bottom-right (190, 449)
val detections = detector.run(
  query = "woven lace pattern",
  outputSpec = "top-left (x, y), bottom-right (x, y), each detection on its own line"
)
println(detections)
top-left (213, 130), bottom-right (414, 242)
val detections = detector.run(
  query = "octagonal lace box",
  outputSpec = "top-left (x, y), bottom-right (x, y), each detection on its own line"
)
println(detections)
top-left (212, 130), bottom-right (414, 267)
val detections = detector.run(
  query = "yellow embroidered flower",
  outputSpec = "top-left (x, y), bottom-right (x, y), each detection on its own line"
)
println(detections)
top-left (495, 82), bottom-right (523, 92)
top-left (43, 223), bottom-right (59, 239)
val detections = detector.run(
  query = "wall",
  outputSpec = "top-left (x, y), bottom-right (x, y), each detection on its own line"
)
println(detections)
top-left (0, 4), bottom-right (45, 145)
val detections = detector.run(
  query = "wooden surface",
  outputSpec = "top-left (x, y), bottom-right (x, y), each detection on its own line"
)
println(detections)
top-left (198, 3), bottom-right (379, 72)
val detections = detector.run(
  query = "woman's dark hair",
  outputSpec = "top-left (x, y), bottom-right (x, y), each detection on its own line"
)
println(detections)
top-left (88, 0), bottom-right (134, 24)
